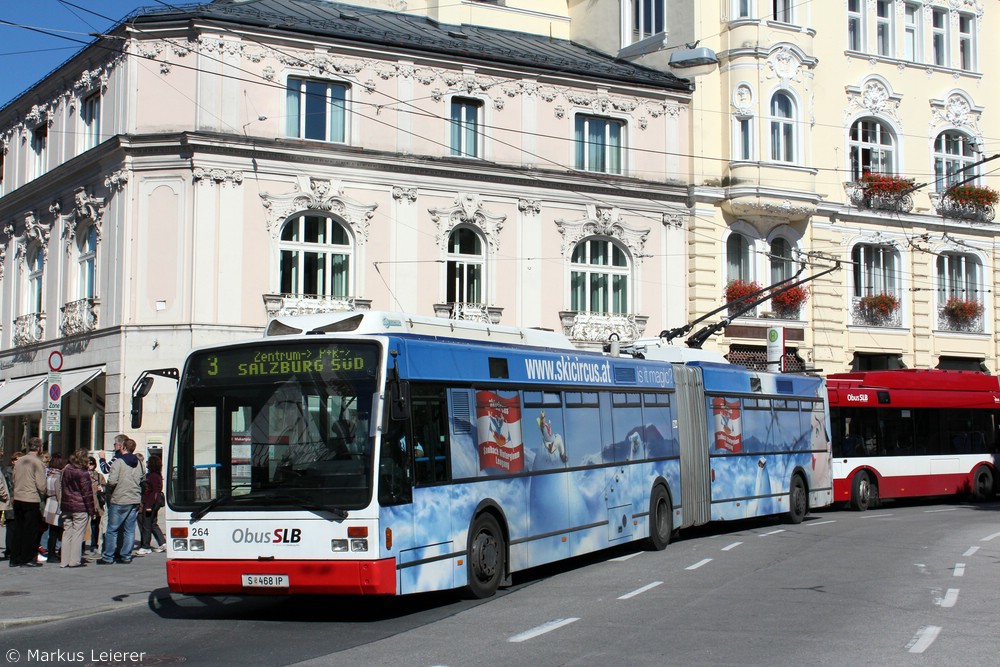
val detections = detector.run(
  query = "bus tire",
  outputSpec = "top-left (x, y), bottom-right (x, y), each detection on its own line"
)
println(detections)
top-left (972, 465), bottom-right (995, 502)
top-left (850, 471), bottom-right (876, 511)
top-left (646, 485), bottom-right (672, 551)
top-left (785, 474), bottom-right (808, 524)
top-left (466, 513), bottom-right (505, 599)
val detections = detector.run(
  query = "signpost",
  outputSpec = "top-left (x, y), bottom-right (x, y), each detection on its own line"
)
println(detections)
top-left (45, 350), bottom-right (63, 432)
top-left (766, 327), bottom-right (785, 373)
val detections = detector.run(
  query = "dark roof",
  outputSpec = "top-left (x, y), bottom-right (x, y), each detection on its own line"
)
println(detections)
top-left (130, 0), bottom-right (690, 91)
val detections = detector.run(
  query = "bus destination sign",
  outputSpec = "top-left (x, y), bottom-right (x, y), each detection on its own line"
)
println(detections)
top-left (190, 343), bottom-right (379, 382)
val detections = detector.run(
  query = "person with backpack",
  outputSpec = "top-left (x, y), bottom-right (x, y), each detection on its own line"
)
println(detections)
top-left (136, 455), bottom-right (166, 554)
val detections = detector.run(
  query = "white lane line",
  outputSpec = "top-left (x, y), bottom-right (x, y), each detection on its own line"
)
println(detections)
top-left (963, 546), bottom-right (979, 557)
top-left (981, 531), bottom-right (1000, 542)
top-left (925, 508), bottom-right (958, 513)
top-left (618, 581), bottom-right (663, 600)
top-left (954, 563), bottom-right (966, 577)
top-left (686, 558), bottom-right (713, 570)
top-left (907, 625), bottom-right (942, 654)
top-left (609, 552), bottom-right (641, 562)
top-left (936, 588), bottom-right (960, 608)
top-left (860, 513), bottom-right (894, 518)
top-left (804, 520), bottom-right (836, 526)
top-left (760, 529), bottom-right (786, 537)
top-left (508, 618), bottom-right (580, 643)
top-left (721, 542), bottom-right (743, 551)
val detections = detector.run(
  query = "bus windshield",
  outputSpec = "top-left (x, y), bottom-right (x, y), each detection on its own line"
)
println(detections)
top-left (167, 341), bottom-right (381, 512)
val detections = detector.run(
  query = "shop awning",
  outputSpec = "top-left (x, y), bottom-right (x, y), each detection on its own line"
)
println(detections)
top-left (0, 366), bottom-right (105, 416)
top-left (0, 376), bottom-right (46, 412)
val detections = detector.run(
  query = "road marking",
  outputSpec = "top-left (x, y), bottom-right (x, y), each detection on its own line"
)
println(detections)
top-left (962, 546), bottom-right (979, 557)
top-left (609, 552), bottom-right (641, 562)
top-left (508, 618), bottom-right (580, 643)
top-left (925, 508), bottom-right (958, 513)
top-left (981, 531), bottom-right (1000, 542)
top-left (618, 581), bottom-right (663, 600)
top-left (721, 542), bottom-right (743, 551)
top-left (804, 520), bottom-right (836, 526)
top-left (760, 529), bottom-right (785, 537)
top-left (953, 563), bottom-right (965, 577)
top-left (686, 558), bottom-right (712, 570)
top-left (860, 513), bottom-right (893, 518)
top-left (936, 589), bottom-right (959, 608)
top-left (907, 626), bottom-right (942, 654)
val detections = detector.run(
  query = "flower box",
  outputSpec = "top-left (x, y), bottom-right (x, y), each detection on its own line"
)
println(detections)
top-left (944, 185), bottom-right (999, 208)
top-left (942, 297), bottom-right (983, 325)
top-left (725, 278), bottom-right (761, 303)
top-left (857, 172), bottom-right (915, 197)
top-left (770, 285), bottom-right (809, 318)
top-left (858, 292), bottom-right (899, 319)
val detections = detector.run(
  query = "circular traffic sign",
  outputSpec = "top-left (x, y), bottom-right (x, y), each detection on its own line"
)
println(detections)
top-left (48, 350), bottom-right (63, 371)
top-left (49, 384), bottom-right (61, 401)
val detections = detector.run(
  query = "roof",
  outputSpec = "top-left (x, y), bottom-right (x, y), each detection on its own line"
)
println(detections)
top-left (130, 0), bottom-right (691, 91)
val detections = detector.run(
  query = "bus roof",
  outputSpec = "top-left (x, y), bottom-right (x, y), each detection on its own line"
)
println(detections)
top-left (827, 369), bottom-right (1000, 392)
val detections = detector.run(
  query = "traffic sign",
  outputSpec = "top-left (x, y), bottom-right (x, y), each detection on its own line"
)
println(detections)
top-left (46, 371), bottom-right (62, 411)
top-left (45, 409), bottom-right (61, 432)
top-left (48, 350), bottom-right (63, 372)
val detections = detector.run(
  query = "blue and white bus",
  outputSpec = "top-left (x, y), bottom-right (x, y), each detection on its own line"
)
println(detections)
top-left (157, 311), bottom-right (832, 597)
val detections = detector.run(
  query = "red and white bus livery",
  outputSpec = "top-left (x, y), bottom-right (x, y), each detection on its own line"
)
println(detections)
top-left (827, 369), bottom-right (1000, 510)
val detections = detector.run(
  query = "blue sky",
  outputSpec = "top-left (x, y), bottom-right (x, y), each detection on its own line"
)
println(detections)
top-left (0, 1), bottom-right (154, 108)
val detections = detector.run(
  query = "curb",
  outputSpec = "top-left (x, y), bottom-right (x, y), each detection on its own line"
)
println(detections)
top-left (0, 594), bottom-right (162, 631)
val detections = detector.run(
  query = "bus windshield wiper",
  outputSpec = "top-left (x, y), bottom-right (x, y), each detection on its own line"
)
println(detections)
top-left (189, 488), bottom-right (348, 523)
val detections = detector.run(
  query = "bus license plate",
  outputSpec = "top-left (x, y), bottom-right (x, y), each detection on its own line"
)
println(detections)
top-left (241, 574), bottom-right (289, 588)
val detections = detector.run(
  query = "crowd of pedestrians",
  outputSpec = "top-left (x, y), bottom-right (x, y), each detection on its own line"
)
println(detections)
top-left (0, 434), bottom-right (166, 570)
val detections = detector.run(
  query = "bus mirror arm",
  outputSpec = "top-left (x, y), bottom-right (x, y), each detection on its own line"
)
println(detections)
top-left (131, 367), bottom-right (180, 429)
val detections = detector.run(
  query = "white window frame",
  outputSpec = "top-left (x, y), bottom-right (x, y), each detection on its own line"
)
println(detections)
top-left (769, 237), bottom-right (796, 284)
top-left (24, 244), bottom-right (44, 315)
top-left (849, 118), bottom-right (895, 180)
top-left (278, 214), bottom-right (353, 298)
top-left (769, 92), bottom-right (796, 164)
top-left (734, 115), bottom-right (755, 161)
top-left (570, 238), bottom-right (630, 315)
top-left (81, 92), bottom-right (101, 151)
top-left (285, 76), bottom-right (349, 143)
top-left (574, 114), bottom-right (625, 175)
top-left (876, 0), bottom-right (894, 57)
top-left (847, 0), bottom-right (865, 51)
top-left (932, 8), bottom-right (949, 67)
top-left (77, 224), bottom-right (98, 300)
top-left (771, 0), bottom-right (793, 24)
top-left (852, 244), bottom-right (898, 298)
top-left (903, 2), bottom-right (922, 62)
top-left (626, 0), bottom-right (666, 45)
top-left (446, 227), bottom-right (485, 305)
top-left (936, 252), bottom-right (980, 302)
top-left (30, 124), bottom-right (47, 180)
top-left (734, 0), bottom-right (753, 19)
top-left (934, 131), bottom-right (978, 192)
top-left (449, 97), bottom-right (482, 159)
top-left (727, 232), bottom-right (754, 284)
top-left (958, 13), bottom-right (976, 72)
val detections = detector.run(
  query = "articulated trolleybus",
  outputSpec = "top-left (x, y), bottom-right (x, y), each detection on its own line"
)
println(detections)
top-left (158, 312), bottom-right (832, 597)
top-left (827, 369), bottom-right (1000, 510)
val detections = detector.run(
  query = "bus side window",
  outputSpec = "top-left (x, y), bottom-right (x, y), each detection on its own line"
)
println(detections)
top-left (378, 420), bottom-right (412, 506)
top-left (412, 385), bottom-right (451, 485)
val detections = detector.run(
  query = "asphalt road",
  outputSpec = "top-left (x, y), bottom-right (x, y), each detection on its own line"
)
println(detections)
top-left (3, 499), bottom-right (999, 666)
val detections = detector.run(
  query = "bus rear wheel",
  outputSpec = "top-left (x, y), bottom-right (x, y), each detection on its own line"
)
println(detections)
top-left (850, 471), bottom-right (877, 511)
top-left (972, 465), bottom-right (995, 502)
top-left (785, 474), bottom-right (808, 524)
top-left (467, 513), bottom-right (505, 599)
top-left (647, 485), bottom-right (672, 551)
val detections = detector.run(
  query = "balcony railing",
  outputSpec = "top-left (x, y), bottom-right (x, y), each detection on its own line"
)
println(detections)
top-left (60, 298), bottom-right (100, 336)
top-left (262, 294), bottom-right (371, 319)
top-left (930, 193), bottom-right (996, 223)
top-left (851, 295), bottom-right (901, 328)
top-left (845, 181), bottom-right (914, 214)
top-left (432, 302), bottom-right (503, 324)
top-left (938, 305), bottom-right (985, 333)
top-left (14, 312), bottom-right (45, 347)
top-left (558, 311), bottom-right (648, 343)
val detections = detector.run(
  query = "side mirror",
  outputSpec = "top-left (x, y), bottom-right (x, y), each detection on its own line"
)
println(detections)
top-left (130, 376), bottom-right (154, 429)
top-left (389, 380), bottom-right (410, 422)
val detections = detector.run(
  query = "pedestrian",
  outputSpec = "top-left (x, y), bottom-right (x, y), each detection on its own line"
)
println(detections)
top-left (59, 449), bottom-right (95, 568)
top-left (87, 456), bottom-right (104, 554)
top-left (98, 438), bottom-right (144, 565)
top-left (137, 455), bottom-right (166, 554)
top-left (98, 434), bottom-right (128, 557)
top-left (43, 453), bottom-right (66, 562)
top-left (11, 438), bottom-right (46, 567)
top-left (2, 452), bottom-right (21, 561)
top-left (98, 433), bottom-right (127, 475)
top-left (0, 457), bottom-right (10, 560)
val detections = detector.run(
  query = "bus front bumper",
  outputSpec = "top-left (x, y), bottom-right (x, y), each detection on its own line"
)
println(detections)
top-left (166, 558), bottom-right (397, 595)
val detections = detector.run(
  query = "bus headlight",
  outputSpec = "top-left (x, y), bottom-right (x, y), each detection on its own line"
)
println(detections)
top-left (173, 539), bottom-right (189, 551)
top-left (350, 539), bottom-right (368, 552)
top-left (190, 539), bottom-right (206, 551)
top-left (331, 539), bottom-right (349, 552)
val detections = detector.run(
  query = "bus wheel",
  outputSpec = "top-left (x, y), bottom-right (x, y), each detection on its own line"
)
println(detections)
top-left (467, 513), bottom-right (505, 599)
top-left (850, 471), bottom-right (875, 511)
top-left (786, 474), bottom-right (808, 524)
top-left (647, 485), bottom-right (672, 551)
top-left (972, 466), bottom-right (995, 502)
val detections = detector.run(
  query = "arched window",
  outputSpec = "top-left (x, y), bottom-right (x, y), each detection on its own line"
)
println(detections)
top-left (769, 237), bottom-right (795, 283)
top-left (934, 131), bottom-right (978, 192)
top-left (77, 224), bottom-right (97, 299)
top-left (25, 245), bottom-right (44, 314)
top-left (849, 118), bottom-right (895, 179)
top-left (852, 244), bottom-right (898, 297)
top-left (936, 252), bottom-right (981, 301)
top-left (769, 93), bottom-right (795, 163)
top-left (570, 238), bottom-right (629, 314)
top-left (446, 227), bottom-right (484, 304)
top-left (727, 232), bottom-right (753, 282)
top-left (279, 214), bottom-right (352, 297)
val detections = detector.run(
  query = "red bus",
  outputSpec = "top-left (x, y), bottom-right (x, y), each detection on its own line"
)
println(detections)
top-left (827, 369), bottom-right (999, 510)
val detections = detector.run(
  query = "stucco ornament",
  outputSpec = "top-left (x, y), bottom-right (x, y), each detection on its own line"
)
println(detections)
top-left (766, 47), bottom-right (803, 85)
top-left (55, 187), bottom-right (106, 254)
top-left (15, 211), bottom-right (52, 266)
top-left (929, 92), bottom-right (984, 150)
top-left (260, 176), bottom-right (378, 243)
top-left (733, 84), bottom-right (754, 116)
top-left (428, 194), bottom-right (505, 253)
top-left (845, 77), bottom-right (903, 128)
top-left (555, 205), bottom-right (649, 266)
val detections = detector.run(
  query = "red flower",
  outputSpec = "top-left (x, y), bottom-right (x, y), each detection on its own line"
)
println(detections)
top-left (857, 172), bottom-right (915, 197)
top-left (858, 293), bottom-right (899, 317)
top-left (942, 297), bottom-right (983, 322)
top-left (945, 185), bottom-right (999, 208)
top-left (725, 279), bottom-right (761, 303)
top-left (770, 285), bottom-right (809, 313)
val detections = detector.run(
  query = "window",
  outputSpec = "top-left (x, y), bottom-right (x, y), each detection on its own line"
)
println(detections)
top-left (286, 77), bottom-right (347, 143)
top-left (25, 245), bottom-right (44, 314)
top-left (770, 237), bottom-right (795, 283)
top-left (570, 239), bottom-right (629, 314)
top-left (31, 125), bottom-right (47, 179)
top-left (575, 115), bottom-right (623, 175)
top-left (736, 0), bottom-right (752, 19)
top-left (735, 116), bottom-right (753, 161)
top-left (932, 8), bottom-right (948, 67)
top-left (849, 119), bottom-right (895, 180)
top-left (727, 232), bottom-right (753, 283)
top-left (450, 98), bottom-right (481, 158)
top-left (769, 93), bottom-right (795, 163)
top-left (631, 0), bottom-right (665, 42)
top-left (904, 3), bottom-right (921, 62)
top-left (446, 227), bottom-right (484, 304)
top-left (876, 0), bottom-right (894, 57)
top-left (852, 244), bottom-right (898, 298)
top-left (772, 0), bottom-right (792, 23)
top-left (936, 252), bottom-right (980, 301)
top-left (78, 225), bottom-right (97, 299)
top-left (934, 131), bottom-right (977, 192)
top-left (81, 93), bottom-right (101, 150)
top-left (279, 214), bottom-right (352, 297)
top-left (847, 0), bottom-right (864, 51)
top-left (959, 14), bottom-right (976, 71)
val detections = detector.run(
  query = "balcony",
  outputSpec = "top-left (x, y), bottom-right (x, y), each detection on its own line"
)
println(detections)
top-left (851, 294), bottom-right (901, 328)
top-left (60, 298), bottom-right (100, 336)
top-left (432, 302), bottom-right (503, 324)
top-left (559, 311), bottom-right (648, 344)
top-left (938, 298), bottom-right (985, 333)
top-left (845, 176), bottom-right (914, 214)
top-left (14, 312), bottom-right (45, 347)
top-left (931, 191), bottom-right (997, 223)
top-left (262, 294), bottom-right (371, 319)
